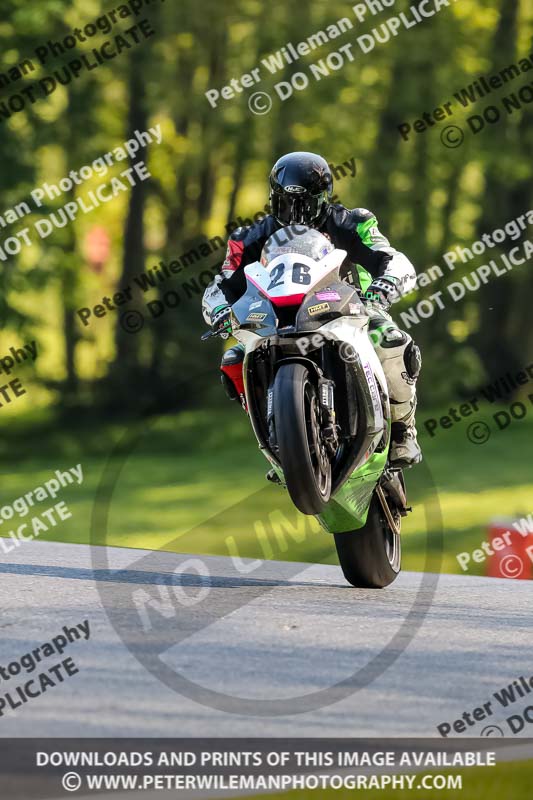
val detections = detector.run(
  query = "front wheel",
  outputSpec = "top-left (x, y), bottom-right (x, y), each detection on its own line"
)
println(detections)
top-left (273, 362), bottom-right (332, 515)
top-left (333, 494), bottom-right (401, 588)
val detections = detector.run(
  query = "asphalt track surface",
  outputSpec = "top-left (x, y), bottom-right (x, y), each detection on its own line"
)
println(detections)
top-left (0, 540), bottom-right (532, 738)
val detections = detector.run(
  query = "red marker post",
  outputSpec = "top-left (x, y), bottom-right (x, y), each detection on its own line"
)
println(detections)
top-left (487, 517), bottom-right (533, 580)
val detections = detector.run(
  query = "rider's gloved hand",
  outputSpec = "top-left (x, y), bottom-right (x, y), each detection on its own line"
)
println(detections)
top-left (211, 304), bottom-right (233, 339)
top-left (364, 277), bottom-right (400, 310)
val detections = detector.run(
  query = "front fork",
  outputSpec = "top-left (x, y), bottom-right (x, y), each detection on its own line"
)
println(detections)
top-left (266, 365), bottom-right (338, 457)
top-left (318, 378), bottom-right (338, 457)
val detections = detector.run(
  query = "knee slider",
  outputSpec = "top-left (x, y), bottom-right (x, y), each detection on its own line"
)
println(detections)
top-left (221, 345), bottom-right (245, 367)
top-left (404, 341), bottom-right (422, 380)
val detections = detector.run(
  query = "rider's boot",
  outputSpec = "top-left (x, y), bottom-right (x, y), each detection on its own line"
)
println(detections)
top-left (390, 399), bottom-right (422, 468)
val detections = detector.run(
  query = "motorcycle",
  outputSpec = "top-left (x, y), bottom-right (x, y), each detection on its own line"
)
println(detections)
top-left (203, 225), bottom-right (410, 588)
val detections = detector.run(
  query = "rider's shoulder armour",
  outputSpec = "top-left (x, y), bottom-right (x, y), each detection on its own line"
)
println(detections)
top-left (229, 215), bottom-right (279, 245)
top-left (349, 207), bottom-right (375, 223)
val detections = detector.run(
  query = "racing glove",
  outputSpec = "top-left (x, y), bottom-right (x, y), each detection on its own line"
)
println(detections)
top-left (364, 276), bottom-right (400, 310)
top-left (211, 304), bottom-right (233, 339)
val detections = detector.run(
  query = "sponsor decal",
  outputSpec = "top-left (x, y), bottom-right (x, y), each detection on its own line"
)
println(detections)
top-left (246, 312), bottom-right (268, 322)
top-left (284, 185), bottom-right (305, 193)
top-left (364, 438), bottom-right (378, 460)
top-left (349, 302), bottom-right (364, 315)
top-left (249, 300), bottom-right (264, 310)
top-left (315, 290), bottom-right (341, 302)
top-left (308, 302), bottom-right (330, 316)
top-left (363, 361), bottom-right (382, 416)
top-left (267, 388), bottom-right (274, 419)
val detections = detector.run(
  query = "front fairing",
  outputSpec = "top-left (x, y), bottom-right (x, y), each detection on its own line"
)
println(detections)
top-left (230, 248), bottom-right (367, 342)
top-left (231, 282), bottom-right (278, 339)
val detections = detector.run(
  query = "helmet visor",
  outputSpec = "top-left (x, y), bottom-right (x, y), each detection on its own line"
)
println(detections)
top-left (271, 189), bottom-right (327, 226)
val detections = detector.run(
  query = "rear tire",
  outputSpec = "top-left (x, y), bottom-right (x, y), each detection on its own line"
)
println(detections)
top-left (274, 363), bottom-right (332, 515)
top-left (333, 494), bottom-right (401, 588)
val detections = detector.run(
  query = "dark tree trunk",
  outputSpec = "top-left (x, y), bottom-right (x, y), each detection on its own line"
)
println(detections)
top-left (472, 0), bottom-right (522, 381)
top-left (112, 52), bottom-right (148, 382)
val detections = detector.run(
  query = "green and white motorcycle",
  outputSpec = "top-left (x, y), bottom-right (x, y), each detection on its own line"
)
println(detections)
top-left (205, 226), bottom-right (410, 588)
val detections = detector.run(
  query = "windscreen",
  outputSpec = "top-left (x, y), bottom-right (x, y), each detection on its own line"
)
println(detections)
top-left (261, 225), bottom-right (334, 265)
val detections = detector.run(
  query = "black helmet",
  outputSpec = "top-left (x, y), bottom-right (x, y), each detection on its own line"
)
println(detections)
top-left (269, 151), bottom-right (333, 227)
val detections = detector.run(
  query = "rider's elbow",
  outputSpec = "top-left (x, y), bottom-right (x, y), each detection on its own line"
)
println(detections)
top-left (383, 251), bottom-right (417, 297)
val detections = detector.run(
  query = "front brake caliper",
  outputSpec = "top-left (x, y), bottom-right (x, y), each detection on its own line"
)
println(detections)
top-left (318, 379), bottom-right (339, 456)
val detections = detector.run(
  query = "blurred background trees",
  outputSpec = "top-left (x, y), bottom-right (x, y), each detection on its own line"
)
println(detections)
top-left (1, 0), bottom-right (532, 420)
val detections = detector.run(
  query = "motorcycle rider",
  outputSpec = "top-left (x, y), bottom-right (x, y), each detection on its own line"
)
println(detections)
top-left (202, 151), bottom-right (422, 468)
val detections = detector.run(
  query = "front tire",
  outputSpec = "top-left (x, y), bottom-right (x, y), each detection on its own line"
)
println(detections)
top-left (333, 494), bottom-right (401, 588)
top-left (273, 363), bottom-right (332, 515)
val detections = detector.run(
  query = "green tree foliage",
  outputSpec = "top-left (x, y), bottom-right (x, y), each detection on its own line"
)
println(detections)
top-left (1, 0), bottom-right (531, 417)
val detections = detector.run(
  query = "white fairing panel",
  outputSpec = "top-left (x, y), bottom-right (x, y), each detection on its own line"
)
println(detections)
top-left (244, 249), bottom-right (347, 300)
top-left (319, 317), bottom-right (388, 430)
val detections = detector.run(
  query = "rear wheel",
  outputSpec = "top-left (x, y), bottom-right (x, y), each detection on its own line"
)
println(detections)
top-left (333, 493), bottom-right (401, 588)
top-left (274, 363), bottom-right (332, 515)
